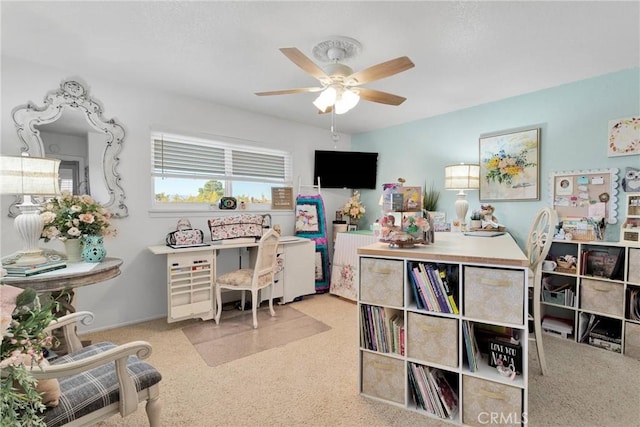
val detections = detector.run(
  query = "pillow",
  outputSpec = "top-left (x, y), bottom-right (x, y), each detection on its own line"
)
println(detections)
top-left (6, 355), bottom-right (61, 407)
top-left (32, 359), bottom-right (61, 407)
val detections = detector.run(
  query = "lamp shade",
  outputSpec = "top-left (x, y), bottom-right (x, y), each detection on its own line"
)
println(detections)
top-left (0, 155), bottom-right (61, 195)
top-left (444, 163), bottom-right (480, 190)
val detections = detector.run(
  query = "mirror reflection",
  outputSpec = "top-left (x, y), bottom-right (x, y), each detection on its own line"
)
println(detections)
top-left (10, 79), bottom-right (128, 217)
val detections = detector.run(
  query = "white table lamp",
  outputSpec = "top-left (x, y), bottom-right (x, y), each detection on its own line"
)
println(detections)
top-left (444, 163), bottom-right (480, 229)
top-left (0, 155), bottom-right (61, 266)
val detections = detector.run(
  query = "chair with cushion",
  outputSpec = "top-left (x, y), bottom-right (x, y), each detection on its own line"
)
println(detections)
top-left (33, 311), bottom-right (162, 426)
top-left (525, 207), bottom-right (558, 375)
top-left (215, 229), bottom-right (280, 328)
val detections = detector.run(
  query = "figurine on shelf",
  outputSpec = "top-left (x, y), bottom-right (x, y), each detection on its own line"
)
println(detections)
top-left (480, 204), bottom-right (505, 231)
top-left (481, 204), bottom-right (498, 223)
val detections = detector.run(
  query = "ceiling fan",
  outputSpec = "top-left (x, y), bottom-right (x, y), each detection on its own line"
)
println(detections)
top-left (255, 37), bottom-right (415, 114)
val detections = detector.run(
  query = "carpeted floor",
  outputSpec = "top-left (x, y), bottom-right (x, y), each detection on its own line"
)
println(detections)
top-left (86, 293), bottom-right (640, 427)
top-left (182, 304), bottom-right (331, 367)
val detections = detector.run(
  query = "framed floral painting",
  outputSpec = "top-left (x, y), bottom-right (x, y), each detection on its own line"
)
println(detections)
top-left (479, 128), bottom-right (540, 201)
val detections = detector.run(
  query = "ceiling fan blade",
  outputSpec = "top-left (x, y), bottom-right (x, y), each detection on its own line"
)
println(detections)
top-left (280, 47), bottom-right (328, 81)
top-left (347, 56), bottom-right (415, 86)
top-left (255, 87), bottom-right (323, 96)
top-left (357, 87), bottom-right (407, 106)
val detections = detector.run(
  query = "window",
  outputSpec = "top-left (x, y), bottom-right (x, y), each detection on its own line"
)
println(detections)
top-left (151, 132), bottom-right (292, 210)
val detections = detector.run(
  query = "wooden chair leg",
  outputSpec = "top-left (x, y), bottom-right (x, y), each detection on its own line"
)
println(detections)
top-left (252, 290), bottom-right (259, 329)
top-left (214, 285), bottom-right (222, 324)
top-left (533, 279), bottom-right (548, 375)
top-left (268, 285), bottom-right (275, 317)
top-left (146, 394), bottom-right (161, 427)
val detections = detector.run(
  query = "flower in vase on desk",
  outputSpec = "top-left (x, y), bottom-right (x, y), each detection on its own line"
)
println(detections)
top-left (40, 192), bottom-right (116, 241)
top-left (342, 191), bottom-right (366, 223)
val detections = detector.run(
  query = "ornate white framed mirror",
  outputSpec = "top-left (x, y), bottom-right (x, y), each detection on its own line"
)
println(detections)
top-left (10, 79), bottom-right (128, 217)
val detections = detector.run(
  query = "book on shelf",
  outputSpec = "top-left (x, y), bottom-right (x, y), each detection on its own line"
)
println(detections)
top-left (588, 336), bottom-right (622, 353)
top-left (428, 368), bottom-right (458, 419)
top-left (408, 363), bottom-right (458, 420)
top-left (437, 267), bottom-right (459, 314)
top-left (3, 260), bottom-right (67, 276)
top-left (417, 264), bottom-right (440, 312)
top-left (462, 320), bottom-right (480, 372)
top-left (425, 369), bottom-right (446, 418)
top-left (578, 313), bottom-right (599, 343)
top-left (424, 264), bottom-right (453, 313)
top-left (409, 266), bottom-right (430, 310)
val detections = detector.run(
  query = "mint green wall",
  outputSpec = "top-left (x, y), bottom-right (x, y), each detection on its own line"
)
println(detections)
top-left (352, 68), bottom-right (640, 247)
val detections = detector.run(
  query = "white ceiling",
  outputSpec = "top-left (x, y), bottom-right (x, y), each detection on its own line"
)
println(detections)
top-left (2, 1), bottom-right (639, 135)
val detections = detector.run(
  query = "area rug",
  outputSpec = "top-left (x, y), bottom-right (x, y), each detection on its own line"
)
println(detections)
top-left (182, 305), bottom-right (331, 367)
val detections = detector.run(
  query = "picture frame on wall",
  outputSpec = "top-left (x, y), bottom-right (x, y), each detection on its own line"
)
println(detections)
top-left (607, 116), bottom-right (640, 157)
top-left (479, 127), bottom-right (540, 201)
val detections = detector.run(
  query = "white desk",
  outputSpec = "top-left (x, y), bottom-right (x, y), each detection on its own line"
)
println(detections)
top-left (148, 237), bottom-right (315, 323)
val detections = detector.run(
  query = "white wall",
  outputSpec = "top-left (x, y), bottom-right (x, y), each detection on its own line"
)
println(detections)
top-left (1, 56), bottom-right (352, 332)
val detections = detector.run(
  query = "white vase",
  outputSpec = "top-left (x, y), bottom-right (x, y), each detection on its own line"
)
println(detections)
top-left (64, 238), bottom-right (83, 263)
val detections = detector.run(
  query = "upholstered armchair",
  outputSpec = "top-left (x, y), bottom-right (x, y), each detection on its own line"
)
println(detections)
top-left (32, 311), bottom-right (162, 426)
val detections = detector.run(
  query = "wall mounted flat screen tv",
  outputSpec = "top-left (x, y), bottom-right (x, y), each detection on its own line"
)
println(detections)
top-left (313, 150), bottom-right (378, 189)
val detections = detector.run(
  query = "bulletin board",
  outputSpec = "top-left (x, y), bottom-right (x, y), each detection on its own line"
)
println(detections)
top-left (549, 168), bottom-right (619, 224)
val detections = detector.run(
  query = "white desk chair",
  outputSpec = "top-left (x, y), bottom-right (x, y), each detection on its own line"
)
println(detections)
top-left (215, 229), bottom-right (280, 328)
top-left (525, 207), bottom-right (558, 375)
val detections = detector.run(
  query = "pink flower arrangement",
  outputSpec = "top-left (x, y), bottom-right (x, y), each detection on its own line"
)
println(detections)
top-left (341, 191), bottom-right (366, 221)
top-left (40, 192), bottom-right (116, 241)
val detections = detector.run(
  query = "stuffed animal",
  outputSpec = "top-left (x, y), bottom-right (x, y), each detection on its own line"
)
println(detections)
top-left (481, 204), bottom-right (498, 223)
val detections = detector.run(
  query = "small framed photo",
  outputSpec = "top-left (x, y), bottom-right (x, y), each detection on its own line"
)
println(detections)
top-left (347, 225), bottom-right (357, 232)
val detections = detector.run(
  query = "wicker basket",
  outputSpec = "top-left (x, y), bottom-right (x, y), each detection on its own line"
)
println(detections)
top-left (557, 260), bottom-right (574, 270)
top-left (567, 228), bottom-right (595, 241)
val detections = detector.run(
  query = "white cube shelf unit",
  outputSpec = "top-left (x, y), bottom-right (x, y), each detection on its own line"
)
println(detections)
top-left (357, 233), bottom-right (529, 426)
top-left (542, 240), bottom-right (640, 359)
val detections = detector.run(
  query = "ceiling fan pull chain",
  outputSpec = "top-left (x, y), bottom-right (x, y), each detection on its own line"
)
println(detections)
top-left (331, 109), bottom-right (339, 145)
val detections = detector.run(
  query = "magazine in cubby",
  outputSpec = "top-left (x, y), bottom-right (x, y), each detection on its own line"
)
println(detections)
top-left (578, 312), bottom-right (622, 353)
top-left (407, 363), bottom-right (459, 420)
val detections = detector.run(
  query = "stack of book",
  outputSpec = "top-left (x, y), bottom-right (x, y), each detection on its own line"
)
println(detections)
top-left (408, 363), bottom-right (458, 420)
top-left (3, 260), bottom-right (67, 277)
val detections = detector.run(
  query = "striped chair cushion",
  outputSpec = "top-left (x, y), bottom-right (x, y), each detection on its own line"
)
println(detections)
top-left (43, 342), bottom-right (162, 427)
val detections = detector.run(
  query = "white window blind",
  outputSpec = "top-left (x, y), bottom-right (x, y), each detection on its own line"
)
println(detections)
top-left (152, 133), bottom-right (291, 183)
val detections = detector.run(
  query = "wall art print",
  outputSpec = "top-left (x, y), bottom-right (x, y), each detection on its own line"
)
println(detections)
top-left (479, 128), bottom-right (540, 201)
top-left (608, 116), bottom-right (640, 157)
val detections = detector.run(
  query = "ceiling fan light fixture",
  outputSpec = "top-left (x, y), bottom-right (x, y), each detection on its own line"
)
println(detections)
top-left (334, 88), bottom-right (360, 115)
top-left (313, 86), bottom-right (337, 112)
